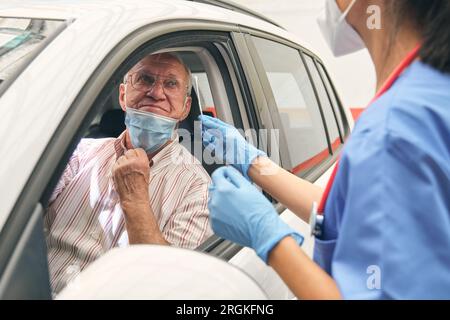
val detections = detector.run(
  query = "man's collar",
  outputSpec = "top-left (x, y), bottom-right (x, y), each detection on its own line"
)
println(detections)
top-left (114, 131), bottom-right (128, 159)
top-left (114, 131), bottom-right (181, 170)
top-left (150, 134), bottom-right (180, 169)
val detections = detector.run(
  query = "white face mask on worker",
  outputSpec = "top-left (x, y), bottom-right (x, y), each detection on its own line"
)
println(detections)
top-left (317, 0), bottom-right (366, 57)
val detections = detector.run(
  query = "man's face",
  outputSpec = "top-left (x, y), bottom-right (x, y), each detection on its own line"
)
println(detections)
top-left (119, 54), bottom-right (192, 121)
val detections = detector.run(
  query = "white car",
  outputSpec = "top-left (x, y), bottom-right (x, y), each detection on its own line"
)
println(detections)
top-left (0, 0), bottom-right (353, 299)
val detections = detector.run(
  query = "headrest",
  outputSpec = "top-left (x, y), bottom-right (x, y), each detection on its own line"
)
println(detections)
top-left (179, 88), bottom-right (201, 133)
top-left (99, 109), bottom-right (125, 137)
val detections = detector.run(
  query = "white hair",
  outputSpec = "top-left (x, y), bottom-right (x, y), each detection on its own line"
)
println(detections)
top-left (123, 52), bottom-right (193, 96)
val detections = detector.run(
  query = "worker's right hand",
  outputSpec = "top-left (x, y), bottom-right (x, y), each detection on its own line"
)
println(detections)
top-left (208, 166), bottom-right (304, 263)
top-left (200, 115), bottom-right (266, 181)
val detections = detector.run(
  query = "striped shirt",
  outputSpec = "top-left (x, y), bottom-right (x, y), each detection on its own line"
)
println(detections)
top-left (45, 132), bottom-right (212, 294)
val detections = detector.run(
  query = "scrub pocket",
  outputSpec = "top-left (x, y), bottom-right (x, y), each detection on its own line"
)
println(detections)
top-left (313, 238), bottom-right (337, 275)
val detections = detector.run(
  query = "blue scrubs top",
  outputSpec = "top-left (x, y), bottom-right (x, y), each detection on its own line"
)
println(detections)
top-left (313, 61), bottom-right (450, 299)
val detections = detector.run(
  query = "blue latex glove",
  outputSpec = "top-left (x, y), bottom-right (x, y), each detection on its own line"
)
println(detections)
top-left (209, 166), bottom-right (304, 263)
top-left (199, 115), bottom-right (266, 181)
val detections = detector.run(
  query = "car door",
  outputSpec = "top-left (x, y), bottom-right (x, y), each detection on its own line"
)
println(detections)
top-left (0, 17), bottom-right (70, 299)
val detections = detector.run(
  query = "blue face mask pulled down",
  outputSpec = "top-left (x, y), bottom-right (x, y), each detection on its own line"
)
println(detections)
top-left (125, 108), bottom-right (177, 154)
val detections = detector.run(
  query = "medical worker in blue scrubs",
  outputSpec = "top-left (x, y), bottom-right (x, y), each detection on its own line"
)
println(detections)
top-left (201, 0), bottom-right (450, 299)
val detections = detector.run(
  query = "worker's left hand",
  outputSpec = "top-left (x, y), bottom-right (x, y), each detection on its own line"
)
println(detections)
top-left (208, 166), bottom-right (304, 263)
top-left (200, 115), bottom-right (266, 181)
top-left (112, 148), bottom-right (150, 211)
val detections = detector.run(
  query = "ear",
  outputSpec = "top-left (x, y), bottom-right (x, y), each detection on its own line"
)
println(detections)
top-left (180, 96), bottom-right (192, 121)
top-left (119, 83), bottom-right (127, 112)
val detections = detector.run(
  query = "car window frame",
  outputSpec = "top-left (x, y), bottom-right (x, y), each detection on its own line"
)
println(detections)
top-left (301, 52), bottom-right (343, 154)
top-left (315, 60), bottom-right (350, 140)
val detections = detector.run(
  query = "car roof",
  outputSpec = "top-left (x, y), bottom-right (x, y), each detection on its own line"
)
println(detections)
top-left (187, 0), bottom-right (285, 29)
top-left (0, 0), bottom-right (310, 48)
top-left (1, 0), bottom-right (283, 28)
top-left (0, 0), bottom-right (316, 230)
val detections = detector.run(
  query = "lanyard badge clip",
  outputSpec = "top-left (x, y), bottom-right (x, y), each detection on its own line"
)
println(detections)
top-left (309, 202), bottom-right (324, 238)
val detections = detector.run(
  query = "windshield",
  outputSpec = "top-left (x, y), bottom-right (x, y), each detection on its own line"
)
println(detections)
top-left (0, 17), bottom-right (65, 88)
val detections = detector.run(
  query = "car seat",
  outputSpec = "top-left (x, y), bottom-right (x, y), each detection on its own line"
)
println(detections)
top-left (86, 108), bottom-right (125, 138)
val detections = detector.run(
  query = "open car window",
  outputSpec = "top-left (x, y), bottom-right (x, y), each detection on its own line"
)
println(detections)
top-left (0, 17), bottom-right (65, 90)
top-left (44, 40), bottom-right (240, 294)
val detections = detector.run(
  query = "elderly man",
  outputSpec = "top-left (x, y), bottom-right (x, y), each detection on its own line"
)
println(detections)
top-left (45, 53), bottom-right (212, 294)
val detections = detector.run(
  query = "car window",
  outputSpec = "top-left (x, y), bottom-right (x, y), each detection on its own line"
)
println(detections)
top-left (316, 62), bottom-right (345, 139)
top-left (42, 35), bottom-right (247, 294)
top-left (0, 18), bottom-right (64, 89)
top-left (46, 51), bottom-right (217, 295)
top-left (251, 36), bottom-right (329, 173)
top-left (303, 54), bottom-right (341, 151)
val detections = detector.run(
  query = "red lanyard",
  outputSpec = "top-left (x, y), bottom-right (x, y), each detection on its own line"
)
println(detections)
top-left (317, 45), bottom-right (421, 214)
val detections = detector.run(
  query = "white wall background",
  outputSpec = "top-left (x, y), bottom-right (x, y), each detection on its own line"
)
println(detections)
top-left (232, 0), bottom-right (376, 109)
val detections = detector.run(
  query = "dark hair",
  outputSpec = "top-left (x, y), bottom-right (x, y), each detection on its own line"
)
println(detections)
top-left (390, 0), bottom-right (450, 73)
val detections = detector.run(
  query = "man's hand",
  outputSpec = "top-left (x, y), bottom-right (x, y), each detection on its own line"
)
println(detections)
top-left (112, 149), bottom-right (168, 245)
top-left (112, 148), bottom-right (150, 208)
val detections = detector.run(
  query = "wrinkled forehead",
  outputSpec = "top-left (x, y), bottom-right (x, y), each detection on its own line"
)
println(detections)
top-left (133, 54), bottom-right (187, 78)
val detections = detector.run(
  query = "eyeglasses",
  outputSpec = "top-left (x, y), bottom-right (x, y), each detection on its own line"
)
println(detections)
top-left (127, 70), bottom-right (187, 97)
